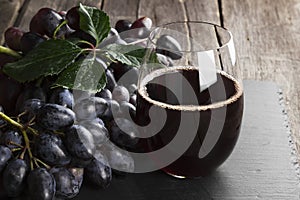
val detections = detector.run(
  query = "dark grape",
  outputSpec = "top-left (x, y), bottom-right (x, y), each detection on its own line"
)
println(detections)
top-left (73, 97), bottom-right (108, 120)
top-left (2, 159), bottom-right (28, 197)
top-left (0, 145), bottom-right (12, 172)
top-left (79, 119), bottom-right (109, 146)
top-left (109, 118), bottom-right (139, 150)
top-left (0, 130), bottom-right (23, 149)
top-left (0, 74), bottom-right (23, 115)
top-left (34, 132), bottom-right (71, 166)
top-left (115, 20), bottom-right (132, 33)
top-left (69, 156), bottom-right (91, 168)
top-left (85, 157), bottom-right (112, 188)
top-left (20, 32), bottom-right (46, 54)
top-left (96, 88), bottom-right (112, 99)
top-left (127, 84), bottom-right (137, 95)
top-left (66, 6), bottom-right (80, 30)
top-left (131, 16), bottom-right (152, 29)
top-left (22, 98), bottom-right (43, 114)
top-left (18, 99), bottom-right (43, 123)
top-left (112, 85), bottom-right (130, 103)
top-left (4, 27), bottom-right (24, 51)
top-left (126, 17), bottom-right (152, 39)
top-left (64, 125), bottom-right (95, 162)
top-left (156, 34), bottom-right (183, 60)
top-left (15, 85), bottom-right (46, 114)
top-left (58, 10), bottom-right (67, 18)
top-left (27, 168), bottom-right (56, 200)
top-left (108, 62), bottom-right (131, 81)
top-left (95, 117), bottom-right (105, 127)
top-left (129, 94), bottom-right (137, 107)
top-left (99, 143), bottom-right (134, 173)
top-left (105, 69), bottom-right (117, 92)
top-left (36, 104), bottom-right (75, 131)
top-left (30, 7), bottom-right (65, 37)
top-left (67, 30), bottom-right (96, 47)
top-left (119, 101), bottom-right (136, 120)
top-left (101, 99), bottom-right (120, 122)
top-left (157, 53), bottom-right (174, 66)
top-left (50, 167), bottom-right (82, 199)
top-left (48, 87), bottom-right (74, 109)
top-left (68, 168), bottom-right (84, 188)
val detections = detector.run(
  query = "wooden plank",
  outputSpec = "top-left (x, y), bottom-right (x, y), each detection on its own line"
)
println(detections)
top-left (221, 0), bottom-right (300, 154)
top-left (16, 0), bottom-right (103, 31)
top-left (0, 0), bottom-right (25, 44)
top-left (138, 0), bottom-right (186, 26)
top-left (184, 0), bottom-right (220, 24)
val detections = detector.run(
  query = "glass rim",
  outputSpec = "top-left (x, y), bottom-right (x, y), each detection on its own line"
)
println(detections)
top-left (138, 66), bottom-right (243, 111)
top-left (149, 21), bottom-right (234, 53)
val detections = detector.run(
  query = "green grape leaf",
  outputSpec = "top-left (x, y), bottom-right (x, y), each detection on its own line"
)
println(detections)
top-left (55, 57), bottom-right (106, 92)
top-left (3, 39), bottom-right (83, 82)
top-left (103, 43), bottom-right (159, 67)
top-left (79, 3), bottom-right (110, 46)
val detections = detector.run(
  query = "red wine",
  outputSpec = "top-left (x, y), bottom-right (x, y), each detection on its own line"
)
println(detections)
top-left (136, 66), bottom-right (244, 177)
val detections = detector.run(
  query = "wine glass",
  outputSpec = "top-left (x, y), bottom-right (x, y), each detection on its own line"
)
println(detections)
top-left (136, 21), bottom-right (244, 178)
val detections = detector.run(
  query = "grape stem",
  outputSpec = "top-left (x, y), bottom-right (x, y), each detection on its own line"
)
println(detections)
top-left (34, 158), bottom-right (50, 169)
top-left (0, 112), bottom-right (34, 170)
top-left (53, 20), bottom-right (68, 39)
top-left (0, 46), bottom-right (22, 58)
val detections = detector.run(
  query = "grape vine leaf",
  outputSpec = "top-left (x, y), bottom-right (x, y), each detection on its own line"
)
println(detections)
top-left (79, 3), bottom-right (110, 46)
top-left (55, 57), bottom-right (106, 92)
top-left (103, 43), bottom-right (159, 67)
top-left (3, 39), bottom-right (83, 82)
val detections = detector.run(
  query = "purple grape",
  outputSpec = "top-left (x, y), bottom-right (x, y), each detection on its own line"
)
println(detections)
top-left (36, 104), bottom-right (75, 131)
top-left (2, 159), bottom-right (29, 197)
top-left (0, 130), bottom-right (23, 149)
top-left (30, 7), bottom-right (66, 38)
top-left (79, 119), bottom-right (109, 146)
top-left (50, 167), bottom-right (83, 199)
top-left (109, 118), bottom-right (139, 150)
top-left (64, 125), bottom-right (95, 163)
top-left (96, 88), bottom-right (112, 99)
top-left (85, 157), bottom-right (112, 188)
top-left (48, 87), bottom-right (74, 109)
top-left (27, 168), bottom-right (56, 200)
top-left (131, 17), bottom-right (152, 29)
top-left (34, 132), bottom-right (71, 166)
top-left (112, 85), bottom-right (130, 103)
top-left (20, 32), bottom-right (46, 54)
top-left (73, 97), bottom-right (108, 120)
top-left (4, 27), bottom-right (24, 51)
top-left (115, 20), bottom-right (132, 33)
top-left (0, 145), bottom-right (12, 172)
top-left (66, 6), bottom-right (80, 30)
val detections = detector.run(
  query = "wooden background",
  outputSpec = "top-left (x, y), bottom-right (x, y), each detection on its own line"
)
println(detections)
top-left (0, 0), bottom-right (299, 156)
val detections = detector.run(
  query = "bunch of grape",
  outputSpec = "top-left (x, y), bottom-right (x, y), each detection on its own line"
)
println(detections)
top-left (0, 6), bottom-right (164, 200)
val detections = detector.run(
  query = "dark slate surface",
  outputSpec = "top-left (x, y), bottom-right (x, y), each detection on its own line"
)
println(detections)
top-left (0, 80), bottom-right (299, 200)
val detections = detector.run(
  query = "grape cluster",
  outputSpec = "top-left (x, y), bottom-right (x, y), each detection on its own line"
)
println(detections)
top-left (0, 4), bottom-right (183, 200)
